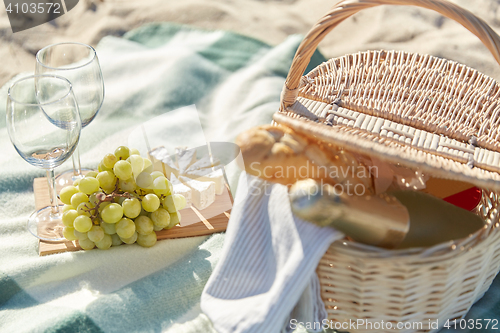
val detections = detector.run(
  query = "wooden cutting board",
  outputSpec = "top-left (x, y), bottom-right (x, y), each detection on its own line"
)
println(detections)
top-left (34, 177), bottom-right (233, 256)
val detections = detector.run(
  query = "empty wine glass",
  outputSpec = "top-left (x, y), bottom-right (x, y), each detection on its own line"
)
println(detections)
top-left (6, 75), bottom-right (82, 241)
top-left (35, 42), bottom-right (104, 188)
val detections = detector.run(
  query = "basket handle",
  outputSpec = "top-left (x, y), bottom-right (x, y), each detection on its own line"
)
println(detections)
top-left (281, 0), bottom-right (500, 109)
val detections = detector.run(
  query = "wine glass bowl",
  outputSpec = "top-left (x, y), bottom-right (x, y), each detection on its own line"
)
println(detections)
top-left (6, 75), bottom-right (82, 241)
top-left (8, 75), bottom-right (80, 169)
top-left (36, 42), bottom-right (104, 126)
top-left (36, 42), bottom-right (104, 186)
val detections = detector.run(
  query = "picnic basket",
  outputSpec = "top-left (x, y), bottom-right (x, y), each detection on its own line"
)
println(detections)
top-left (273, 0), bottom-right (500, 331)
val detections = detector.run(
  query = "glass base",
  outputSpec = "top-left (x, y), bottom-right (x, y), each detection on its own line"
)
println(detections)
top-left (27, 205), bottom-right (66, 242)
top-left (55, 168), bottom-right (95, 190)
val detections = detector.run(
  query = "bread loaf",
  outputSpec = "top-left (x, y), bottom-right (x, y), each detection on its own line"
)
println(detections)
top-left (235, 124), bottom-right (373, 193)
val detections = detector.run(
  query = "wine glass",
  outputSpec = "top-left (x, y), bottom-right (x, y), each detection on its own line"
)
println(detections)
top-left (6, 75), bottom-right (82, 241)
top-left (35, 42), bottom-right (104, 188)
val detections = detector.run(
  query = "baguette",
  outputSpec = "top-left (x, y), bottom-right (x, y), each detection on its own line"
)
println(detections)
top-left (235, 124), bottom-right (373, 193)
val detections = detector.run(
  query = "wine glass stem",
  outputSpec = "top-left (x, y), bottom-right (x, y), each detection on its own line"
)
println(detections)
top-left (72, 145), bottom-right (83, 176)
top-left (46, 169), bottom-right (59, 216)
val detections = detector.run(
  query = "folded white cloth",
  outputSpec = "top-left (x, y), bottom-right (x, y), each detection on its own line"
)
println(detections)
top-left (201, 173), bottom-right (343, 333)
top-left (283, 273), bottom-right (329, 333)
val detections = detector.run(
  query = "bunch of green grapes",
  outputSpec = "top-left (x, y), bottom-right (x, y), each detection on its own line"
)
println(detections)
top-left (59, 146), bottom-right (187, 250)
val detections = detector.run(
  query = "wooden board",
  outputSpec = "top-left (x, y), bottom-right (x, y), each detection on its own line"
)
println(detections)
top-left (34, 177), bottom-right (233, 256)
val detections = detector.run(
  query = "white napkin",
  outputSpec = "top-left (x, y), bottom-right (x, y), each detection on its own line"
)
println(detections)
top-left (201, 173), bottom-right (343, 333)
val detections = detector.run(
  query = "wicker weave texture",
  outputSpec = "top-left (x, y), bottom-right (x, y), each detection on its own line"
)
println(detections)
top-left (271, 0), bottom-right (500, 331)
top-left (300, 50), bottom-right (500, 155)
top-left (291, 96), bottom-right (489, 167)
top-left (281, 0), bottom-right (500, 109)
top-left (273, 111), bottom-right (500, 192)
top-left (318, 190), bottom-right (500, 332)
top-left (275, 2), bottom-right (500, 189)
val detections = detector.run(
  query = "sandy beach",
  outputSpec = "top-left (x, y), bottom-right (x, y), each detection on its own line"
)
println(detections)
top-left (1, 0), bottom-right (500, 87)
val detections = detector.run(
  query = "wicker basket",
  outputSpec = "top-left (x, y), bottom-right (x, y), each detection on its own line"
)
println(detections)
top-left (273, 1), bottom-right (500, 332)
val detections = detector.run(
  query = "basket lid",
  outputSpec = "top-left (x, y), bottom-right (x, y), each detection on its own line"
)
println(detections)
top-left (275, 0), bottom-right (500, 191)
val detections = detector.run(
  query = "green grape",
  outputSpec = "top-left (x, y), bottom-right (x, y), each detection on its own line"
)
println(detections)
top-left (136, 172), bottom-right (153, 189)
top-left (102, 153), bottom-right (118, 169)
top-left (134, 216), bottom-right (154, 235)
top-left (122, 198), bottom-right (141, 218)
top-left (140, 189), bottom-right (154, 195)
top-left (150, 171), bottom-right (165, 181)
top-left (114, 160), bottom-right (133, 180)
top-left (74, 215), bottom-right (93, 233)
top-left (116, 218), bottom-right (136, 239)
top-left (73, 179), bottom-right (81, 187)
top-left (137, 232), bottom-right (157, 248)
top-left (162, 195), bottom-right (176, 213)
top-left (97, 171), bottom-right (116, 190)
top-left (102, 186), bottom-right (115, 195)
top-left (153, 176), bottom-right (171, 196)
top-left (71, 192), bottom-right (89, 209)
top-left (150, 208), bottom-right (170, 229)
top-left (85, 171), bottom-right (99, 178)
top-left (79, 177), bottom-right (100, 195)
top-left (129, 148), bottom-right (140, 156)
top-left (139, 208), bottom-right (149, 217)
top-left (89, 191), bottom-right (103, 206)
top-left (62, 210), bottom-right (79, 227)
top-left (127, 192), bottom-right (139, 199)
top-left (173, 194), bottom-right (187, 210)
top-left (142, 193), bottom-right (160, 212)
top-left (95, 234), bottom-right (112, 250)
top-left (79, 238), bottom-right (95, 250)
top-left (111, 234), bottom-right (123, 246)
top-left (115, 196), bottom-right (126, 205)
top-left (62, 204), bottom-right (74, 213)
top-left (101, 221), bottom-right (116, 235)
top-left (118, 177), bottom-right (137, 192)
top-left (74, 230), bottom-right (88, 240)
top-left (114, 146), bottom-right (130, 160)
top-left (98, 161), bottom-right (112, 172)
top-left (142, 157), bottom-right (153, 173)
top-left (63, 227), bottom-right (78, 241)
top-left (87, 225), bottom-right (105, 243)
top-left (121, 231), bottom-right (137, 244)
top-left (60, 186), bottom-right (79, 205)
top-left (98, 201), bottom-right (110, 214)
top-left (101, 203), bottom-right (123, 224)
top-left (168, 211), bottom-right (181, 229)
top-left (127, 154), bottom-right (144, 178)
top-left (153, 224), bottom-right (164, 231)
top-left (77, 202), bottom-right (94, 217)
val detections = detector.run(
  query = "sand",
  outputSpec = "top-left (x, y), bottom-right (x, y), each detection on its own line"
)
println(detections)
top-left (1, 0), bottom-right (500, 87)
